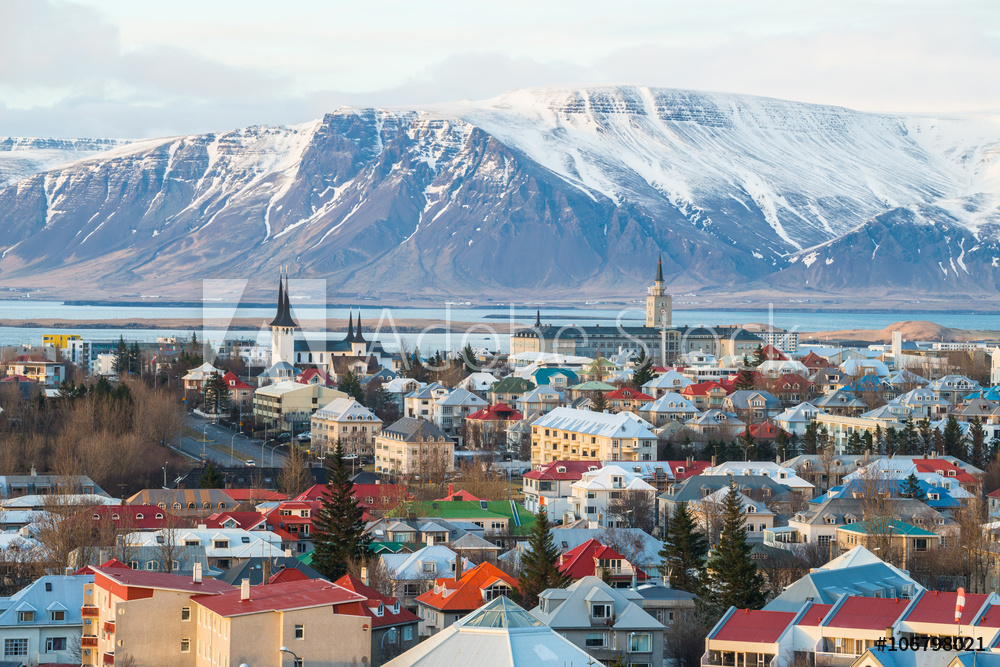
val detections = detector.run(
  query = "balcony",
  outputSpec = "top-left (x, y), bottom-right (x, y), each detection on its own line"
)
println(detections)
top-left (81, 636), bottom-right (98, 648)
top-left (82, 606), bottom-right (100, 617)
top-left (104, 620), bottom-right (115, 634)
top-left (103, 652), bottom-right (115, 666)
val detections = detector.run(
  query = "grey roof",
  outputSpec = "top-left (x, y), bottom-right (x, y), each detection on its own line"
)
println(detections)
top-left (382, 417), bottom-right (452, 442)
top-left (216, 557), bottom-right (324, 585)
top-left (813, 390), bottom-right (868, 409)
top-left (451, 532), bottom-right (501, 551)
top-left (724, 390), bottom-right (782, 410)
top-left (532, 576), bottom-right (663, 631)
top-left (763, 562), bottom-right (918, 611)
top-left (660, 475), bottom-right (793, 503)
top-left (791, 496), bottom-right (947, 527)
top-left (634, 582), bottom-right (697, 602)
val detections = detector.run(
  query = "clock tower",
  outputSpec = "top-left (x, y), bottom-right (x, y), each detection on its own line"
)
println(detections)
top-left (645, 256), bottom-right (672, 328)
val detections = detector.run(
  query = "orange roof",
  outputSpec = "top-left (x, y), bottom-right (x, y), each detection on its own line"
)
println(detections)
top-left (682, 381), bottom-right (725, 397)
top-left (414, 562), bottom-right (519, 612)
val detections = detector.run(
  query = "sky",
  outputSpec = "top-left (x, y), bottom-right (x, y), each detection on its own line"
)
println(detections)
top-left (1, 0), bottom-right (999, 138)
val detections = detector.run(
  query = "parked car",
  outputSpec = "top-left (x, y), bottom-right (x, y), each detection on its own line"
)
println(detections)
top-left (245, 459), bottom-right (256, 467)
top-left (297, 432), bottom-right (312, 442)
top-left (276, 432), bottom-right (292, 443)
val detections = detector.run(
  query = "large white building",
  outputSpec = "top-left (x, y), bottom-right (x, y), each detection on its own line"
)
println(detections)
top-left (567, 464), bottom-right (656, 527)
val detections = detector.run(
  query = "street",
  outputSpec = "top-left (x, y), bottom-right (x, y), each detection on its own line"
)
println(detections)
top-left (178, 414), bottom-right (291, 468)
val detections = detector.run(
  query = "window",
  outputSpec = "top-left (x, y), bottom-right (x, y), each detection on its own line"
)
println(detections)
top-left (17, 611), bottom-right (33, 622)
top-left (128, 561), bottom-right (139, 570)
top-left (591, 603), bottom-right (612, 619)
top-left (45, 637), bottom-right (66, 652)
top-left (295, 624), bottom-right (304, 639)
top-left (4, 639), bottom-right (27, 657)
top-left (180, 638), bottom-right (190, 653)
top-left (404, 625), bottom-right (413, 641)
top-left (585, 633), bottom-right (606, 647)
top-left (45, 582), bottom-right (52, 592)
top-left (181, 607), bottom-right (191, 621)
top-left (135, 513), bottom-right (144, 520)
top-left (51, 610), bottom-right (65, 621)
top-left (629, 633), bottom-right (652, 653)
top-left (146, 561), bottom-right (159, 571)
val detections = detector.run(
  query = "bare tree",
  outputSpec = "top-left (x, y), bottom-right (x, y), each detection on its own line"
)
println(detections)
top-left (154, 528), bottom-right (185, 574)
top-left (608, 489), bottom-right (656, 533)
top-left (277, 445), bottom-right (312, 499)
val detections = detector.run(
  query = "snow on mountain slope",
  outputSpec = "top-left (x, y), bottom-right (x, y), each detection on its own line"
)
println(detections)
top-left (1, 86), bottom-right (1000, 299)
top-left (0, 137), bottom-right (130, 187)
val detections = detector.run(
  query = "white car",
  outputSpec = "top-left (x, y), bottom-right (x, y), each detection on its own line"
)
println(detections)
top-left (297, 432), bottom-right (312, 442)
top-left (245, 459), bottom-right (256, 467)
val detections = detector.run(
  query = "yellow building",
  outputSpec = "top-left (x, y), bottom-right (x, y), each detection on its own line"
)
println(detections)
top-left (310, 397), bottom-right (383, 456)
top-left (253, 381), bottom-right (346, 429)
top-left (83, 562), bottom-right (372, 667)
top-left (530, 406), bottom-right (658, 467)
top-left (374, 417), bottom-right (454, 478)
top-left (42, 333), bottom-right (81, 349)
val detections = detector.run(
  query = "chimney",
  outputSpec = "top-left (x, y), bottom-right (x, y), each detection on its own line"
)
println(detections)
top-left (193, 563), bottom-right (202, 584)
top-left (284, 549), bottom-right (292, 557)
top-left (197, 523), bottom-right (207, 530)
top-left (563, 512), bottom-right (571, 526)
top-left (448, 483), bottom-right (454, 497)
top-left (262, 559), bottom-right (271, 584)
top-left (361, 566), bottom-right (369, 586)
top-left (65, 566), bottom-right (74, 576)
top-left (241, 579), bottom-right (251, 601)
top-left (454, 555), bottom-right (464, 582)
top-left (686, 456), bottom-right (692, 467)
top-left (711, 455), bottom-right (717, 466)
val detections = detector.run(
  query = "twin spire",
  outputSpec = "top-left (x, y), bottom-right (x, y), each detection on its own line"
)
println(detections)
top-left (345, 309), bottom-right (365, 343)
top-left (268, 267), bottom-right (298, 329)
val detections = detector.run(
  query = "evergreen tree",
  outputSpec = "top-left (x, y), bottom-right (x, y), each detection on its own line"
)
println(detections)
top-left (775, 428), bottom-right (790, 460)
top-left (130, 341), bottom-right (142, 375)
top-left (659, 502), bottom-right (707, 594)
top-left (933, 430), bottom-right (945, 456)
top-left (846, 431), bottom-right (863, 455)
top-left (751, 344), bottom-right (767, 367)
top-left (704, 482), bottom-right (767, 613)
top-left (862, 430), bottom-right (874, 454)
top-left (734, 355), bottom-right (756, 391)
top-left (519, 508), bottom-right (570, 608)
top-left (94, 376), bottom-right (113, 397)
top-left (874, 424), bottom-right (884, 455)
top-left (460, 343), bottom-right (478, 375)
top-left (943, 415), bottom-right (966, 459)
top-left (591, 391), bottom-right (609, 413)
top-left (900, 417), bottom-right (918, 455)
top-left (884, 427), bottom-right (898, 457)
top-left (311, 442), bottom-right (371, 581)
top-left (969, 417), bottom-right (986, 469)
top-left (803, 422), bottom-right (819, 455)
top-left (199, 461), bottom-right (224, 488)
top-left (787, 432), bottom-right (800, 458)
top-left (338, 370), bottom-right (364, 402)
top-left (203, 371), bottom-right (230, 415)
top-left (900, 472), bottom-right (926, 501)
top-left (737, 428), bottom-right (757, 461)
top-left (632, 348), bottom-right (654, 389)
top-left (918, 418), bottom-right (933, 456)
top-left (114, 336), bottom-right (129, 376)
top-left (990, 433), bottom-right (1000, 461)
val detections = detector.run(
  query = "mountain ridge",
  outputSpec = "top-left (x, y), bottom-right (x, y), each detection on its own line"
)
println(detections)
top-left (1, 85), bottom-right (999, 300)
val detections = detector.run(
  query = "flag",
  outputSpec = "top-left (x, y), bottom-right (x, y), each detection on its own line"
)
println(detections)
top-left (955, 587), bottom-right (966, 623)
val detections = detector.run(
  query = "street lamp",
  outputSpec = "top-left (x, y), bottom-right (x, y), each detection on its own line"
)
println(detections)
top-left (279, 646), bottom-right (300, 664)
top-left (202, 425), bottom-right (209, 462)
top-left (231, 431), bottom-right (240, 464)
top-left (269, 442), bottom-right (282, 467)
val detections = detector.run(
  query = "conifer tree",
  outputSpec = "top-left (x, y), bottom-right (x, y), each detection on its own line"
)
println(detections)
top-left (632, 348), bottom-right (654, 389)
top-left (803, 422), bottom-right (819, 455)
top-left (659, 502), bottom-right (707, 593)
top-left (199, 461), bottom-right (224, 488)
top-left (518, 508), bottom-right (570, 609)
top-left (775, 428), bottom-right (790, 460)
top-left (900, 417), bottom-right (918, 455)
top-left (704, 482), bottom-right (766, 614)
top-left (203, 371), bottom-right (230, 414)
top-left (900, 472), bottom-right (926, 501)
top-left (846, 431), bottom-right (863, 455)
top-left (734, 355), bottom-right (756, 391)
top-left (311, 442), bottom-right (371, 581)
top-left (338, 370), bottom-right (364, 402)
top-left (943, 415), bottom-right (966, 460)
top-left (751, 344), bottom-right (767, 367)
top-left (969, 417), bottom-right (986, 469)
top-left (918, 417), bottom-right (933, 456)
top-left (591, 391), bottom-right (609, 413)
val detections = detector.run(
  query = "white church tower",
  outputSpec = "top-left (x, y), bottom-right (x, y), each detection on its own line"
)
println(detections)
top-left (269, 271), bottom-right (298, 366)
top-left (645, 256), bottom-right (672, 327)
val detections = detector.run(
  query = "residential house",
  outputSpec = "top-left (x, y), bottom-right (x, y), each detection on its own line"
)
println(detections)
top-left (531, 407), bottom-right (658, 467)
top-left (688, 487), bottom-right (775, 542)
top-left (181, 361), bottom-right (222, 391)
top-left (557, 538), bottom-right (649, 587)
top-left (531, 576), bottom-right (665, 667)
top-left (836, 519), bottom-right (940, 568)
top-left (683, 410), bottom-right (745, 441)
top-left (123, 528), bottom-right (284, 572)
top-left (773, 402), bottom-right (824, 437)
top-left (221, 371), bottom-right (254, 410)
top-left (414, 562), bottom-right (519, 636)
top-left (487, 377), bottom-right (535, 405)
top-left (565, 380), bottom-right (617, 402)
top-left (521, 460), bottom-right (602, 515)
top-left (681, 381), bottom-right (729, 411)
top-left (374, 418), bottom-right (455, 479)
top-left (0, 573), bottom-right (93, 666)
top-left (310, 397), bottom-right (383, 456)
top-left (567, 465), bottom-right (657, 528)
top-left (639, 393), bottom-right (699, 426)
top-left (531, 368), bottom-right (579, 391)
top-left (642, 371), bottom-right (693, 398)
top-left (722, 390), bottom-right (783, 421)
top-left (701, 461), bottom-right (814, 496)
top-left (605, 387), bottom-right (654, 413)
top-left (515, 385), bottom-right (563, 415)
top-left (126, 490), bottom-right (238, 519)
top-left (336, 574), bottom-right (421, 667)
top-left (927, 375), bottom-right (981, 405)
top-left (456, 372), bottom-right (498, 398)
top-left (433, 388), bottom-right (488, 442)
top-left (464, 403), bottom-right (524, 452)
top-left (658, 475), bottom-right (793, 535)
top-left (0, 473), bottom-right (106, 497)
top-left (4, 354), bottom-right (65, 386)
top-left (403, 382), bottom-right (451, 421)
top-left (892, 387), bottom-right (951, 419)
top-left (380, 546), bottom-right (469, 611)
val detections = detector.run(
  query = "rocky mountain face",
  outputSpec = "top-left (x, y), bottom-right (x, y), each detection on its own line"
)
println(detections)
top-left (0, 87), bottom-right (998, 300)
top-left (0, 137), bottom-right (129, 187)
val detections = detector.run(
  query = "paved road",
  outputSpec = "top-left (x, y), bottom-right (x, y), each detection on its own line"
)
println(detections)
top-left (179, 414), bottom-right (291, 468)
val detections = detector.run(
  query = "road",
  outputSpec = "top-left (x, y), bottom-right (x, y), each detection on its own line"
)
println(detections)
top-left (178, 414), bottom-right (292, 468)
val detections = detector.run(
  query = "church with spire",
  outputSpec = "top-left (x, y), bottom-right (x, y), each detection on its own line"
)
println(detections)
top-left (258, 270), bottom-right (392, 385)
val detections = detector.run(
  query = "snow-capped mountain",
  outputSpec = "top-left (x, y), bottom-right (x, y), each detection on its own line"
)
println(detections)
top-left (1, 86), bottom-right (999, 299)
top-left (0, 137), bottom-right (129, 187)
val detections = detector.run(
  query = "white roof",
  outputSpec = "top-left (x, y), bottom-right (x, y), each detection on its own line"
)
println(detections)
top-left (691, 487), bottom-right (775, 515)
top-left (572, 465), bottom-right (657, 493)
top-left (701, 461), bottom-right (814, 489)
top-left (840, 358), bottom-right (890, 377)
top-left (125, 529), bottom-right (284, 559)
top-left (533, 407), bottom-right (657, 440)
top-left (774, 401), bottom-right (823, 424)
top-left (384, 378), bottom-right (424, 394)
top-left (458, 372), bottom-right (497, 391)
top-left (381, 545), bottom-right (466, 579)
top-left (182, 362), bottom-right (221, 381)
top-left (314, 397), bottom-right (380, 422)
top-left (640, 393), bottom-right (698, 414)
top-left (531, 576), bottom-right (663, 631)
top-left (255, 380), bottom-right (342, 398)
top-left (0, 494), bottom-right (122, 510)
top-left (643, 370), bottom-right (693, 390)
top-left (758, 359), bottom-right (809, 374)
top-left (508, 351), bottom-right (593, 365)
top-left (435, 387), bottom-right (488, 407)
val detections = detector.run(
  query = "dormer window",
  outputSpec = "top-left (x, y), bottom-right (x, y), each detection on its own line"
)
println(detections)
top-left (557, 466), bottom-right (567, 473)
top-left (135, 513), bottom-right (144, 520)
top-left (591, 603), bottom-right (612, 619)
top-left (948, 470), bottom-right (956, 477)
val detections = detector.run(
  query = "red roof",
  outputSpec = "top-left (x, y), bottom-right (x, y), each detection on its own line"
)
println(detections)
top-left (742, 423), bottom-right (784, 439)
top-left (94, 564), bottom-right (234, 595)
top-left (0, 375), bottom-right (32, 382)
top-left (467, 403), bottom-right (523, 421)
top-left (912, 460), bottom-right (980, 485)
top-left (202, 511), bottom-right (267, 530)
top-left (682, 381), bottom-right (726, 397)
top-left (605, 387), bottom-right (653, 401)
top-left (269, 568), bottom-right (311, 585)
top-left (296, 368), bottom-right (334, 386)
top-left (414, 562), bottom-right (519, 612)
top-left (667, 460), bottom-right (711, 480)
top-left (222, 371), bottom-right (252, 391)
top-left (221, 489), bottom-right (287, 503)
top-left (193, 578), bottom-right (365, 617)
top-left (989, 489), bottom-right (1000, 499)
top-left (772, 373), bottom-right (813, 390)
top-left (523, 460), bottom-right (602, 481)
top-left (435, 484), bottom-right (485, 502)
top-left (826, 596), bottom-right (908, 630)
top-left (760, 345), bottom-right (789, 361)
top-left (978, 604), bottom-right (1000, 628)
top-left (557, 539), bottom-right (648, 581)
top-left (905, 591), bottom-right (989, 625)
top-left (800, 351), bottom-right (833, 369)
top-left (336, 574), bottom-right (420, 628)
top-left (797, 603), bottom-right (834, 626)
top-left (12, 354), bottom-right (49, 363)
top-left (713, 609), bottom-right (796, 643)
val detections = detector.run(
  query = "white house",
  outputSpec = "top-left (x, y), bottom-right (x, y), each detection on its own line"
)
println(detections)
top-left (567, 465), bottom-right (656, 527)
top-left (0, 574), bottom-right (93, 666)
top-left (773, 402), bottom-right (824, 436)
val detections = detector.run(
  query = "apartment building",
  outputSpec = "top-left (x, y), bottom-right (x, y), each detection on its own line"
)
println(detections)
top-left (310, 397), bottom-right (382, 456)
top-left (522, 460), bottom-right (602, 515)
top-left (253, 381), bottom-right (346, 430)
top-left (374, 418), bottom-right (455, 479)
top-left (531, 407), bottom-right (657, 467)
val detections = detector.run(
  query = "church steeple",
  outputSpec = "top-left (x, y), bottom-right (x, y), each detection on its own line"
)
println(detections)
top-left (346, 312), bottom-right (355, 342)
top-left (656, 255), bottom-right (663, 284)
top-left (355, 310), bottom-right (366, 342)
top-left (268, 270), bottom-right (297, 329)
top-left (646, 256), bottom-right (671, 328)
top-left (535, 310), bottom-right (541, 327)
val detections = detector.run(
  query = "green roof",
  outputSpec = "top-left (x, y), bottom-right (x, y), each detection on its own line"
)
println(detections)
top-left (490, 377), bottom-right (535, 394)
top-left (568, 381), bottom-right (617, 391)
top-left (391, 500), bottom-right (536, 535)
top-left (369, 541), bottom-right (408, 554)
top-left (297, 549), bottom-right (314, 565)
top-left (837, 518), bottom-right (937, 537)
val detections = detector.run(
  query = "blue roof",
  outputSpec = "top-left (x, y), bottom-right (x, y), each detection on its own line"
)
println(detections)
top-left (842, 373), bottom-right (888, 394)
top-left (826, 479), bottom-right (961, 509)
top-left (532, 368), bottom-right (579, 386)
top-left (965, 386), bottom-right (1000, 401)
